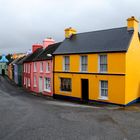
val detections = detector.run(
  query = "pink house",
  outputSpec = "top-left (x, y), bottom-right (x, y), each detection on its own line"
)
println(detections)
top-left (32, 42), bottom-right (61, 96)
top-left (23, 38), bottom-right (61, 96)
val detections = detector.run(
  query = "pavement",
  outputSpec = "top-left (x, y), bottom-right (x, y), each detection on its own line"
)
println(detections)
top-left (0, 76), bottom-right (140, 140)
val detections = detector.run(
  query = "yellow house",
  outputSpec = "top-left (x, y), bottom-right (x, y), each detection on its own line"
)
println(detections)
top-left (53, 16), bottom-right (140, 106)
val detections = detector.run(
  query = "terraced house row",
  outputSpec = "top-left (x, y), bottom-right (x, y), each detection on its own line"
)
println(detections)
top-left (5, 16), bottom-right (140, 106)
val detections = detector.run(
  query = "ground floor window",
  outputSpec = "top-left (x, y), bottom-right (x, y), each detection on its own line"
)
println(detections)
top-left (60, 78), bottom-right (71, 92)
top-left (44, 77), bottom-right (51, 92)
top-left (28, 78), bottom-right (30, 87)
top-left (100, 80), bottom-right (108, 99)
top-left (24, 77), bottom-right (26, 85)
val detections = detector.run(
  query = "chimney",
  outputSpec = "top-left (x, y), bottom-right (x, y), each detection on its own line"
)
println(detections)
top-left (43, 37), bottom-right (55, 48)
top-left (127, 16), bottom-right (139, 31)
top-left (65, 27), bottom-right (77, 38)
top-left (32, 44), bottom-right (43, 53)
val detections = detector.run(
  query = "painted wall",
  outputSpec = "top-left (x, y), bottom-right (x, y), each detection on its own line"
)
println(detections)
top-left (54, 53), bottom-right (126, 74)
top-left (14, 64), bottom-right (18, 84)
top-left (32, 60), bottom-right (53, 96)
top-left (0, 63), bottom-right (8, 75)
top-left (125, 28), bottom-right (140, 104)
top-left (54, 53), bottom-right (126, 105)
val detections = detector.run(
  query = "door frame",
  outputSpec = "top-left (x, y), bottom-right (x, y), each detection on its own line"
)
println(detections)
top-left (81, 78), bottom-right (89, 101)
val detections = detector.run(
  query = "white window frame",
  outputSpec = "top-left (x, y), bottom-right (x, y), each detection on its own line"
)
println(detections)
top-left (28, 78), bottom-right (30, 87)
top-left (63, 56), bottom-right (70, 71)
top-left (28, 64), bottom-right (30, 73)
top-left (46, 62), bottom-right (50, 73)
top-left (44, 77), bottom-right (51, 92)
top-left (34, 62), bottom-right (37, 72)
top-left (99, 80), bottom-right (108, 100)
top-left (34, 76), bottom-right (37, 87)
top-left (80, 55), bottom-right (88, 72)
top-left (24, 77), bottom-right (26, 85)
top-left (99, 54), bottom-right (107, 73)
top-left (24, 64), bottom-right (25, 72)
top-left (40, 62), bottom-right (43, 72)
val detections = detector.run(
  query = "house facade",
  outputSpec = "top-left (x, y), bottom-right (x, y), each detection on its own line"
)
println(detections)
top-left (23, 38), bottom-right (55, 92)
top-left (53, 17), bottom-right (140, 106)
top-left (32, 43), bottom-right (60, 96)
top-left (0, 54), bottom-right (9, 75)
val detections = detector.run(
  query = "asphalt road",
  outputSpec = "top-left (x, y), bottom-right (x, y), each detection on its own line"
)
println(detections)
top-left (0, 76), bottom-right (140, 140)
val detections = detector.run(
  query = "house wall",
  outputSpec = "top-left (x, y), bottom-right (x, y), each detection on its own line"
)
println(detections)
top-left (23, 62), bottom-right (32, 90)
top-left (0, 63), bottom-right (8, 75)
top-left (125, 30), bottom-right (140, 104)
top-left (54, 53), bottom-right (126, 105)
top-left (14, 64), bottom-right (18, 84)
top-left (32, 60), bottom-right (53, 96)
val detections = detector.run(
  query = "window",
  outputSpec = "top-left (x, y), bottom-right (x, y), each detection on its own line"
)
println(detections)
top-left (34, 76), bottom-right (37, 87)
top-left (100, 80), bottom-right (108, 99)
top-left (46, 62), bottom-right (50, 72)
top-left (24, 77), bottom-right (26, 85)
top-left (28, 64), bottom-right (30, 73)
top-left (34, 62), bottom-right (37, 72)
top-left (80, 56), bottom-right (87, 72)
top-left (99, 55), bottom-right (107, 72)
top-left (63, 56), bottom-right (70, 71)
top-left (28, 78), bottom-right (30, 87)
top-left (60, 78), bottom-right (71, 92)
top-left (40, 62), bottom-right (43, 72)
top-left (44, 78), bottom-right (51, 92)
top-left (24, 64), bottom-right (25, 72)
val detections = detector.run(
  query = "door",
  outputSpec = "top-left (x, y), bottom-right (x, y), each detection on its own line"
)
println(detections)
top-left (2, 69), bottom-right (5, 76)
top-left (39, 77), bottom-right (43, 93)
top-left (81, 79), bottom-right (89, 101)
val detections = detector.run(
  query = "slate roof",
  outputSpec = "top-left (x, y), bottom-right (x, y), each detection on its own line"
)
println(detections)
top-left (23, 48), bottom-right (43, 62)
top-left (16, 54), bottom-right (31, 65)
top-left (33, 42), bottom-right (61, 61)
top-left (9, 57), bottom-right (22, 65)
top-left (53, 27), bottom-right (134, 55)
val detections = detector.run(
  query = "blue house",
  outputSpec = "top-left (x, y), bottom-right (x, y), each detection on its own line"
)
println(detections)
top-left (0, 54), bottom-right (9, 75)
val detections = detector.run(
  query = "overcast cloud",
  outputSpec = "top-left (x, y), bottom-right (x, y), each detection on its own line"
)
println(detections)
top-left (0, 0), bottom-right (140, 54)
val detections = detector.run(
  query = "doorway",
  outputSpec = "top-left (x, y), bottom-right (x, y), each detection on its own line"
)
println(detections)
top-left (39, 77), bottom-right (43, 93)
top-left (2, 69), bottom-right (5, 76)
top-left (81, 79), bottom-right (89, 101)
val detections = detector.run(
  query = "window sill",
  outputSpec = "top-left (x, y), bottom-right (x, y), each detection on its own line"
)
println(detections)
top-left (44, 89), bottom-right (51, 92)
top-left (98, 97), bottom-right (108, 100)
top-left (46, 71), bottom-right (50, 73)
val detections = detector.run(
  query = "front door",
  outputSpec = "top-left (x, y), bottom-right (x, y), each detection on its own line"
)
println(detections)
top-left (2, 69), bottom-right (5, 76)
top-left (81, 79), bottom-right (89, 101)
top-left (39, 77), bottom-right (43, 93)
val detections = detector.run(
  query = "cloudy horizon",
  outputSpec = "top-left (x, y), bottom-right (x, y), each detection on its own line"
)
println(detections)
top-left (0, 0), bottom-right (140, 54)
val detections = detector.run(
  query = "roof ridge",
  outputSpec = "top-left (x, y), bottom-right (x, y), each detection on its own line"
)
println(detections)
top-left (76, 26), bottom-right (127, 36)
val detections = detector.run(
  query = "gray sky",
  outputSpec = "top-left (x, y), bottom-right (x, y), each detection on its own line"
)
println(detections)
top-left (0, 0), bottom-right (140, 54)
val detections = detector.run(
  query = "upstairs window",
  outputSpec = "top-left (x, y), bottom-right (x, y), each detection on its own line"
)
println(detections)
top-left (40, 62), bottom-right (43, 72)
top-left (60, 78), bottom-right (71, 92)
top-left (34, 76), bottom-right (37, 87)
top-left (99, 54), bottom-right (107, 72)
top-left (23, 64), bottom-right (26, 72)
top-left (34, 62), bottom-right (37, 72)
top-left (80, 56), bottom-right (87, 72)
top-left (46, 62), bottom-right (50, 72)
top-left (63, 56), bottom-right (70, 71)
